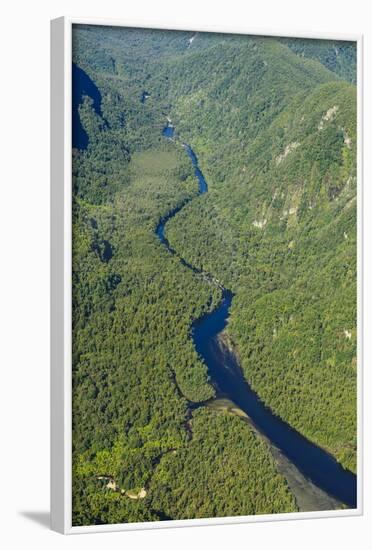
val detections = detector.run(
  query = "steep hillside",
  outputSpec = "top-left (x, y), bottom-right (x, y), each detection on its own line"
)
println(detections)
top-left (71, 26), bottom-right (357, 526)
top-left (166, 61), bottom-right (357, 471)
top-left (282, 37), bottom-right (357, 83)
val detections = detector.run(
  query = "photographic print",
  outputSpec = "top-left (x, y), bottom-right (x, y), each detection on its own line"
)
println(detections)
top-left (70, 23), bottom-right (358, 527)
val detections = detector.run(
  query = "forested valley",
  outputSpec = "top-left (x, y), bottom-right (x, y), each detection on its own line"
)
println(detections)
top-left (71, 26), bottom-right (357, 525)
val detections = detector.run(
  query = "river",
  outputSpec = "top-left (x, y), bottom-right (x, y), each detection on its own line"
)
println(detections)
top-left (71, 65), bottom-right (357, 510)
top-left (156, 120), bottom-right (357, 511)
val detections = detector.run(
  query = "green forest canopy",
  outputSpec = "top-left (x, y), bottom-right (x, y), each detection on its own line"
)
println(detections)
top-left (71, 26), bottom-right (357, 526)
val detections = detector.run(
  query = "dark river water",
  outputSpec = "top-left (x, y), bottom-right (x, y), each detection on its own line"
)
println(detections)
top-left (72, 63), bottom-right (102, 149)
top-left (141, 91), bottom-right (151, 103)
top-left (157, 121), bottom-right (357, 509)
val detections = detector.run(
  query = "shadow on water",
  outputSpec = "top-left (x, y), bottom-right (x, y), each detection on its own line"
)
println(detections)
top-left (157, 120), bottom-right (357, 509)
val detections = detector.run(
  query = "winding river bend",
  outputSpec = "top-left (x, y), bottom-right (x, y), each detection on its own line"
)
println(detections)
top-left (156, 121), bottom-right (357, 510)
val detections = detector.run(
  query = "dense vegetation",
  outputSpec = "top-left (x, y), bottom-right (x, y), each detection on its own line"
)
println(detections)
top-left (150, 408), bottom-right (295, 519)
top-left (282, 37), bottom-right (357, 83)
top-left (165, 53), bottom-right (357, 472)
top-left (71, 25), bottom-right (357, 525)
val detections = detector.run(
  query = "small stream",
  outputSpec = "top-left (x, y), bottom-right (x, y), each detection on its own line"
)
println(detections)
top-left (156, 120), bottom-right (357, 510)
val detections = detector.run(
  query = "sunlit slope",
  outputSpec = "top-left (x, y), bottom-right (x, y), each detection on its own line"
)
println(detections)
top-left (71, 27), bottom-right (357, 526)
top-left (167, 74), bottom-right (357, 472)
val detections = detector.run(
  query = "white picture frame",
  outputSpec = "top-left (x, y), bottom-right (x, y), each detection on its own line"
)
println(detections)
top-left (51, 16), bottom-right (363, 534)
